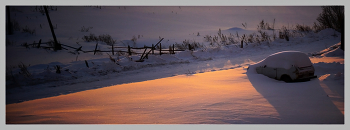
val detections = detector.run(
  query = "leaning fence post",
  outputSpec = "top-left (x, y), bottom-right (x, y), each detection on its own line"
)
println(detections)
top-left (44, 6), bottom-right (61, 51)
top-left (140, 48), bottom-right (147, 60)
top-left (94, 43), bottom-right (98, 55)
top-left (159, 43), bottom-right (162, 55)
top-left (85, 60), bottom-right (89, 68)
top-left (142, 38), bottom-right (164, 61)
top-left (152, 44), bottom-right (154, 54)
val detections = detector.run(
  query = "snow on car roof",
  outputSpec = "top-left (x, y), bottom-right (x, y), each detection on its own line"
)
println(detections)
top-left (248, 51), bottom-right (312, 73)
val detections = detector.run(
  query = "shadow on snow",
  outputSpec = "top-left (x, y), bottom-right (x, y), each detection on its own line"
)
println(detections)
top-left (246, 73), bottom-right (344, 124)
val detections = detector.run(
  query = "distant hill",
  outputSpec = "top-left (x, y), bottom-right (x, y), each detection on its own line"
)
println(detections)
top-left (227, 27), bottom-right (244, 31)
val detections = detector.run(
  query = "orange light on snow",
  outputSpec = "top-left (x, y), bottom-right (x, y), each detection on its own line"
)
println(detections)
top-left (6, 68), bottom-right (279, 124)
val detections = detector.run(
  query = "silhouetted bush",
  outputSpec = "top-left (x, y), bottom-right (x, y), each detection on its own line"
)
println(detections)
top-left (317, 6), bottom-right (344, 50)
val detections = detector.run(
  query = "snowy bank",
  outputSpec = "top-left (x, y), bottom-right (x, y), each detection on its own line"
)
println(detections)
top-left (6, 56), bottom-right (344, 123)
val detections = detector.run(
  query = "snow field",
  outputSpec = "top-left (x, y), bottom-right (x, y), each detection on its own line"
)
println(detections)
top-left (5, 6), bottom-right (345, 124)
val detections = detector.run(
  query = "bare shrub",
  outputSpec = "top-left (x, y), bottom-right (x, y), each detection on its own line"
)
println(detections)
top-left (47, 39), bottom-right (60, 48)
top-left (6, 39), bottom-right (16, 45)
top-left (131, 35), bottom-right (137, 44)
top-left (34, 6), bottom-right (57, 15)
top-left (204, 35), bottom-right (212, 42)
top-left (312, 22), bottom-right (325, 33)
top-left (175, 40), bottom-right (203, 50)
top-left (18, 62), bottom-right (31, 78)
top-left (82, 33), bottom-right (98, 42)
top-left (80, 26), bottom-right (93, 32)
top-left (257, 30), bottom-right (271, 42)
top-left (317, 6), bottom-right (344, 50)
top-left (258, 20), bottom-right (272, 30)
top-left (279, 26), bottom-right (290, 41)
top-left (11, 19), bottom-right (21, 31)
top-left (54, 65), bottom-right (61, 74)
top-left (247, 33), bottom-right (255, 43)
top-left (99, 34), bottom-right (115, 45)
top-left (82, 34), bottom-right (116, 46)
top-left (295, 24), bottom-right (313, 33)
top-left (317, 6), bottom-right (344, 33)
top-left (22, 26), bottom-right (36, 35)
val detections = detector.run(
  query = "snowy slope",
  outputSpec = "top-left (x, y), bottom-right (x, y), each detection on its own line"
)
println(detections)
top-left (6, 29), bottom-right (342, 105)
top-left (6, 45), bottom-right (344, 124)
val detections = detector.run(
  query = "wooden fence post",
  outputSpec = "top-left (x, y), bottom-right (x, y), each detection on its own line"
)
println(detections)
top-left (128, 45), bottom-right (131, 56)
top-left (169, 45), bottom-right (172, 54)
top-left (172, 44), bottom-right (175, 54)
top-left (141, 38), bottom-right (164, 60)
top-left (152, 44), bottom-right (154, 54)
top-left (112, 44), bottom-right (114, 55)
top-left (37, 39), bottom-right (41, 48)
top-left (241, 34), bottom-right (245, 48)
top-left (159, 43), bottom-right (162, 55)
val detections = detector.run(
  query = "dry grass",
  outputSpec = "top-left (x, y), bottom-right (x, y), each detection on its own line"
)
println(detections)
top-left (82, 34), bottom-right (116, 46)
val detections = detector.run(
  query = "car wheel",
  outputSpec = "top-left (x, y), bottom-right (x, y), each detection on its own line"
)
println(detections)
top-left (281, 75), bottom-right (292, 83)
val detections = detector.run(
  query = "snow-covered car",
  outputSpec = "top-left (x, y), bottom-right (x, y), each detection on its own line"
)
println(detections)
top-left (251, 51), bottom-right (317, 82)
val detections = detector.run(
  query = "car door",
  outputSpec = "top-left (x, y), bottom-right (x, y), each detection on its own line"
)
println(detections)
top-left (262, 66), bottom-right (277, 79)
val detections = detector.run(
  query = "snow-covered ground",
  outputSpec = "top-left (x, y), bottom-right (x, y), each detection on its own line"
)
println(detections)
top-left (6, 44), bottom-right (344, 124)
top-left (6, 27), bottom-right (343, 105)
top-left (5, 6), bottom-right (345, 124)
